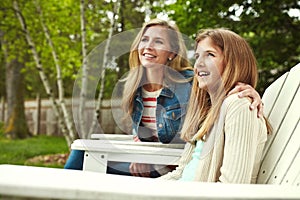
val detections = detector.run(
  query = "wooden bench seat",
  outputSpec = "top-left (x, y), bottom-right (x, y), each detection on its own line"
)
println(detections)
top-left (0, 164), bottom-right (299, 200)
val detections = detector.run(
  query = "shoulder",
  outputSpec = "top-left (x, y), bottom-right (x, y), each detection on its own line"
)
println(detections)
top-left (223, 93), bottom-right (251, 110)
top-left (222, 93), bottom-right (256, 121)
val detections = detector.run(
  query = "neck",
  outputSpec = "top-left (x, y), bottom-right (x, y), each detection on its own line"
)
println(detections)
top-left (143, 83), bottom-right (162, 92)
top-left (144, 67), bottom-right (164, 92)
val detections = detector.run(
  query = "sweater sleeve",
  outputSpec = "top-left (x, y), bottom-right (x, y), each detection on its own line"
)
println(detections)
top-left (219, 95), bottom-right (266, 183)
top-left (158, 142), bottom-right (195, 180)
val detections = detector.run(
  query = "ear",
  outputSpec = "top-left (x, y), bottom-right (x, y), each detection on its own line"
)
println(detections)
top-left (168, 52), bottom-right (177, 61)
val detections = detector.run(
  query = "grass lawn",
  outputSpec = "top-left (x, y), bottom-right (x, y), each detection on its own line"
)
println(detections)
top-left (0, 134), bottom-right (69, 168)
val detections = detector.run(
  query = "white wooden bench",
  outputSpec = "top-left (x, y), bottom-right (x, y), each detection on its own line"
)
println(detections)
top-left (0, 164), bottom-right (299, 200)
top-left (0, 63), bottom-right (299, 199)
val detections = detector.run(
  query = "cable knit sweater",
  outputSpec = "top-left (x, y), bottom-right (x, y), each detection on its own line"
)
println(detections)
top-left (160, 94), bottom-right (268, 183)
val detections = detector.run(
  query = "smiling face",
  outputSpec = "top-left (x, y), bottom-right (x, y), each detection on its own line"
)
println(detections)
top-left (138, 25), bottom-right (175, 69)
top-left (194, 37), bottom-right (225, 93)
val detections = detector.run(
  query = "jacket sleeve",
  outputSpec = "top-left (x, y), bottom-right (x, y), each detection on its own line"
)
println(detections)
top-left (158, 142), bottom-right (195, 180)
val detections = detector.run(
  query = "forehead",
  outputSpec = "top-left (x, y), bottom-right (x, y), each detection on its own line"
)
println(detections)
top-left (143, 25), bottom-right (170, 38)
top-left (195, 37), bottom-right (221, 53)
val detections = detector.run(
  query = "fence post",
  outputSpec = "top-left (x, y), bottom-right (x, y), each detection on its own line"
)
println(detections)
top-left (34, 94), bottom-right (41, 135)
top-left (1, 96), bottom-right (4, 122)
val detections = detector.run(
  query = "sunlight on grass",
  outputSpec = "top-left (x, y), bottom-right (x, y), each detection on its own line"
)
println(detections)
top-left (0, 134), bottom-right (69, 168)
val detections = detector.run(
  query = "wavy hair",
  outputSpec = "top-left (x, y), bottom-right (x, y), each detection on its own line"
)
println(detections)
top-left (181, 28), bottom-right (271, 142)
top-left (121, 18), bottom-right (193, 122)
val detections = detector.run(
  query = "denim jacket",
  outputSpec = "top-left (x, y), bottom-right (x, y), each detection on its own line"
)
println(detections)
top-left (131, 69), bottom-right (193, 144)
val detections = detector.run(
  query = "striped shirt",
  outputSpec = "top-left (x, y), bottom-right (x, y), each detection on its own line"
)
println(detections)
top-left (141, 87), bottom-right (162, 133)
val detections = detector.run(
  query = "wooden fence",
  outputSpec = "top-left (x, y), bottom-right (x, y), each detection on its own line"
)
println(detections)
top-left (0, 98), bottom-right (124, 136)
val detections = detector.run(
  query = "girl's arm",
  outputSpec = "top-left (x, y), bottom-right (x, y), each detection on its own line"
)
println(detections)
top-left (219, 95), bottom-right (267, 183)
top-left (158, 142), bottom-right (194, 180)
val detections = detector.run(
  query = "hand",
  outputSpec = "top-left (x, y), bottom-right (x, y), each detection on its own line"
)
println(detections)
top-left (129, 163), bottom-right (153, 177)
top-left (228, 82), bottom-right (264, 118)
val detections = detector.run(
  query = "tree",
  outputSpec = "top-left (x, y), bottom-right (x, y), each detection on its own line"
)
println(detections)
top-left (4, 57), bottom-right (31, 139)
top-left (0, 0), bottom-right (31, 139)
top-left (152, 0), bottom-right (300, 94)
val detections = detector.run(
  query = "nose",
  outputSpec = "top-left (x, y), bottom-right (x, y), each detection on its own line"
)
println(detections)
top-left (144, 40), bottom-right (154, 49)
top-left (194, 56), bottom-right (204, 69)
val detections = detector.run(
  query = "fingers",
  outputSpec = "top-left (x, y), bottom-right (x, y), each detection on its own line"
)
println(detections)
top-left (228, 82), bottom-right (249, 95)
top-left (257, 102), bottom-right (264, 118)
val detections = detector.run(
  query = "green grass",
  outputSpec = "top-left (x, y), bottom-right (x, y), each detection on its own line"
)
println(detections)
top-left (0, 134), bottom-right (69, 168)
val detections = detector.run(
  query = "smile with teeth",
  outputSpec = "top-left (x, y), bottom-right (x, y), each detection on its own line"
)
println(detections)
top-left (198, 71), bottom-right (210, 77)
top-left (143, 53), bottom-right (156, 58)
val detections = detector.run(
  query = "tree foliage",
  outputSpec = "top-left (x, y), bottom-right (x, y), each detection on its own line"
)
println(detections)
top-left (152, 0), bottom-right (300, 94)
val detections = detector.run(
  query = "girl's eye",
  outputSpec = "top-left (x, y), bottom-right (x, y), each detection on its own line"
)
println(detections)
top-left (141, 37), bottom-right (148, 42)
top-left (208, 52), bottom-right (215, 57)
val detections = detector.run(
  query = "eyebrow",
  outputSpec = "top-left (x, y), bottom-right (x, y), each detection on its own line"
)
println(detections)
top-left (142, 35), bottom-right (165, 40)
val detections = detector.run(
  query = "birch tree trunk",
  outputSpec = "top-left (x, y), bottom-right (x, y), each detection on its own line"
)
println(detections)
top-left (88, 0), bottom-right (121, 135)
top-left (78, 0), bottom-right (89, 138)
top-left (13, 0), bottom-right (72, 146)
top-left (35, 0), bottom-right (77, 141)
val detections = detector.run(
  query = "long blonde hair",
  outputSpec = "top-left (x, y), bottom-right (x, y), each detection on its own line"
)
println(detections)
top-left (181, 28), bottom-right (268, 142)
top-left (122, 18), bottom-right (193, 119)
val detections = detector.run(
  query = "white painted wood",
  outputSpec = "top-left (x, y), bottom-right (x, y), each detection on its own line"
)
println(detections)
top-left (257, 64), bottom-right (300, 184)
top-left (262, 64), bottom-right (300, 158)
top-left (71, 139), bottom-right (185, 153)
top-left (71, 139), bottom-right (183, 171)
top-left (281, 133), bottom-right (300, 186)
top-left (83, 151), bottom-right (108, 173)
top-left (91, 133), bottom-right (133, 140)
top-left (0, 165), bottom-right (299, 200)
top-left (262, 72), bottom-right (287, 117)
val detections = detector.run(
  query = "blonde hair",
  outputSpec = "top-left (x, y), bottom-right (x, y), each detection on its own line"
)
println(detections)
top-left (181, 28), bottom-right (268, 142)
top-left (121, 18), bottom-right (193, 120)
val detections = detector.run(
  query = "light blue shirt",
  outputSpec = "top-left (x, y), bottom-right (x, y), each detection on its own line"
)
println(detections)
top-left (179, 140), bottom-right (204, 181)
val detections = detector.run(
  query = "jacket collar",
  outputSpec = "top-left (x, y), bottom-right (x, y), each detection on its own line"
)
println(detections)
top-left (136, 82), bottom-right (175, 99)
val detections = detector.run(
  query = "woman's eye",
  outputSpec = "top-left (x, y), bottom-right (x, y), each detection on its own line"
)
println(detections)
top-left (141, 38), bottom-right (148, 42)
top-left (155, 40), bottom-right (163, 44)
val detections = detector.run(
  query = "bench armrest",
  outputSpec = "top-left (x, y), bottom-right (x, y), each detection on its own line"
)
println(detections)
top-left (91, 133), bottom-right (133, 140)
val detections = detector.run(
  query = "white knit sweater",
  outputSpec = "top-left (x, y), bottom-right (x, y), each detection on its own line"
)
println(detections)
top-left (160, 94), bottom-right (268, 183)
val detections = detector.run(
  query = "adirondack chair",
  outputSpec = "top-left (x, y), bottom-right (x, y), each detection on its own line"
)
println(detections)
top-left (257, 63), bottom-right (300, 185)
top-left (71, 63), bottom-right (300, 185)
top-left (0, 63), bottom-right (299, 200)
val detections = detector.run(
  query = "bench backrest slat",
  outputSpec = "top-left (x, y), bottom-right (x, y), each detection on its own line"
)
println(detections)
top-left (257, 63), bottom-right (300, 185)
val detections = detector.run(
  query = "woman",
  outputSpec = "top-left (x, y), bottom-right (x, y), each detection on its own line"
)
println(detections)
top-left (65, 20), bottom-right (263, 178)
top-left (160, 28), bottom-right (271, 183)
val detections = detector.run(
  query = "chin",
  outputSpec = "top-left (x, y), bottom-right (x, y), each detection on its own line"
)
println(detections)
top-left (196, 78), bottom-right (206, 87)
